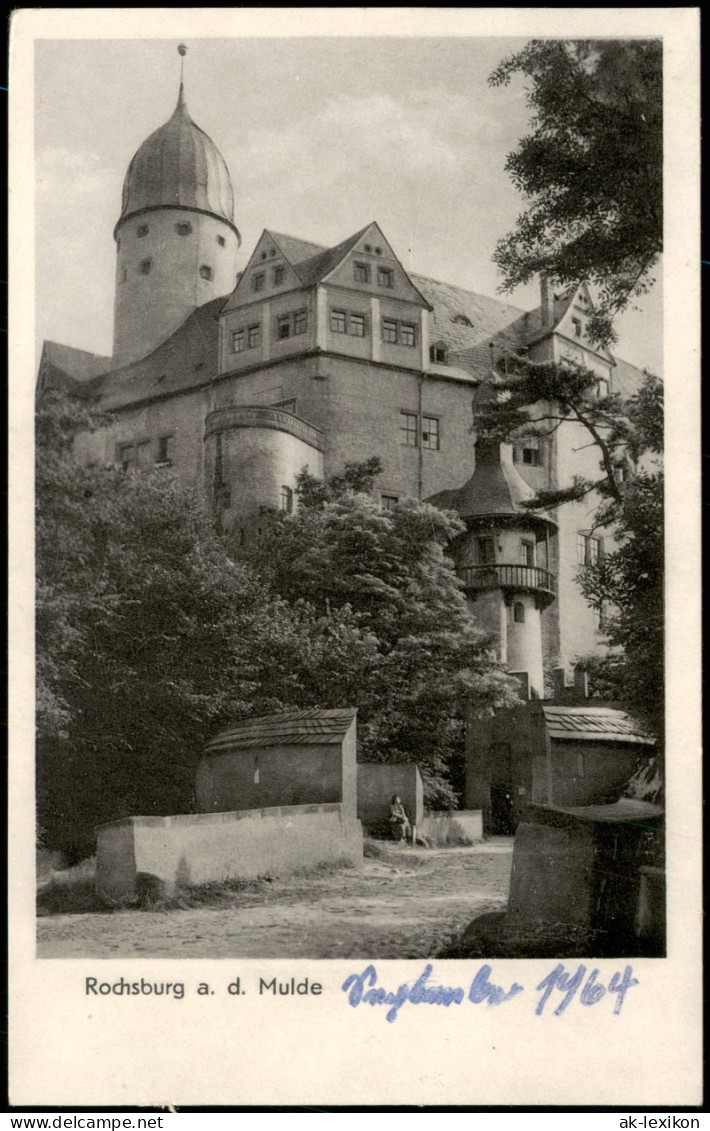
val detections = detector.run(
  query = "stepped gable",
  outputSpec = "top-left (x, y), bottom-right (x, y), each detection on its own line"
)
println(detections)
top-left (205, 708), bottom-right (358, 752)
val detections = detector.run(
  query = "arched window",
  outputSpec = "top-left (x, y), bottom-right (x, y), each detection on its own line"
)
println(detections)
top-left (513, 602), bottom-right (526, 624)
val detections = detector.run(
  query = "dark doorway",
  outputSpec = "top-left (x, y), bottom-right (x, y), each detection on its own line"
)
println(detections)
top-left (490, 783), bottom-right (515, 834)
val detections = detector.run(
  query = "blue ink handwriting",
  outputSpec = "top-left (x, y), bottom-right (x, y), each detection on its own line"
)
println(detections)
top-left (341, 962), bottom-right (639, 1021)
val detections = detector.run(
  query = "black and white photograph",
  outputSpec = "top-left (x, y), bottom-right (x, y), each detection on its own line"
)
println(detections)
top-left (9, 7), bottom-right (701, 1110)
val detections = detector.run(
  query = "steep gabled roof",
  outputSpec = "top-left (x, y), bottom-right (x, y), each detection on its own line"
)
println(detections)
top-left (269, 231), bottom-right (328, 265)
top-left (292, 226), bottom-right (371, 287)
top-left (204, 708), bottom-right (357, 753)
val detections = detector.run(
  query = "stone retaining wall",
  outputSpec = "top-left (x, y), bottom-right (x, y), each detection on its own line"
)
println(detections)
top-left (95, 803), bottom-right (362, 903)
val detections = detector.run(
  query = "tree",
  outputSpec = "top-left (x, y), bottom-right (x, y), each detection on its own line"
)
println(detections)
top-left (490, 39), bottom-right (662, 346)
top-left (36, 391), bottom-right (362, 858)
top-left (236, 461), bottom-right (520, 806)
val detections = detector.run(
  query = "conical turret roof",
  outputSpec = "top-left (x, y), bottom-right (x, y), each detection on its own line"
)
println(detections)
top-left (116, 82), bottom-right (237, 236)
top-left (428, 440), bottom-right (556, 528)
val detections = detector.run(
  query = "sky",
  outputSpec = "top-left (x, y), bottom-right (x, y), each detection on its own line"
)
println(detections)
top-left (34, 36), bottom-right (663, 372)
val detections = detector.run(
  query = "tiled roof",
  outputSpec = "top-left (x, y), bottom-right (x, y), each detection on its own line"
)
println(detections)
top-left (542, 706), bottom-right (655, 745)
top-left (204, 708), bottom-right (357, 753)
top-left (41, 341), bottom-right (112, 391)
top-left (428, 441), bottom-right (555, 526)
top-left (89, 295), bottom-right (225, 410)
top-left (412, 274), bottom-right (526, 380)
top-left (289, 227), bottom-right (370, 288)
top-left (269, 231), bottom-right (329, 265)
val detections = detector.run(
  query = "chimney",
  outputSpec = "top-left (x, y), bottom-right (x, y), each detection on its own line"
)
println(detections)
top-left (540, 276), bottom-right (555, 326)
top-left (552, 667), bottom-right (567, 699)
top-left (573, 667), bottom-right (590, 700)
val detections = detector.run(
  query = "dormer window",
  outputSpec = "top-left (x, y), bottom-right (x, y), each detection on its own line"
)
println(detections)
top-left (430, 344), bottom-right (449, 365)
top-left (452, 313), bottom-right (473, 327)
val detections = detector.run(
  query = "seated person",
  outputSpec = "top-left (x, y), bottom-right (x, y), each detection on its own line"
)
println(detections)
top-left (389, 794), bottom-right (412, 843)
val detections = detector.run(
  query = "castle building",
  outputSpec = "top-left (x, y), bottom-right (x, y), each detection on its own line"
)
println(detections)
top-left (38, 64), bottom-right (650, 770)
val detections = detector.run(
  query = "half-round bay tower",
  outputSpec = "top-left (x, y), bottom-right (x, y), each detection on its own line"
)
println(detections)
top-left (112, 47), bottom-right (241, 367)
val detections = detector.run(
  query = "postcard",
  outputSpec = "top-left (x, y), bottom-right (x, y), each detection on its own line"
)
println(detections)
top-left (8, 7), bottom-right (702, 1109)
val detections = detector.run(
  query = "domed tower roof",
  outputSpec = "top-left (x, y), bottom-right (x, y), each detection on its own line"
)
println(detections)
top-left (116, 78), bottom-right (239, 240)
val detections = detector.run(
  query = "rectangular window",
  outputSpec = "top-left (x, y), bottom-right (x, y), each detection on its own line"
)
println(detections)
top-left (139, 259), bottom-right (152, 275)
top-left (475, 537), bottom-right (495, 565)
top-left (401, 412), bottom-right (418, 447)
top-left (578, 533), bottom-right (602, 567)
top-left (572, 317), bottom-right (582, 338)
top-left (577, 533), bottom-right (588, 566)
top-left (377, 266), bottom-right (394, 288)
top-left (331, 309), bottom-right (347, 334)
top-left (156, 435), bottom-right (174, 465)
top-left (382, 319), bottom-right (398, 344)
top-left (119, 443), bottom-right (135, 471)
top-left (277, 316), bottom-right (291, 340)
top-left (199, 264), bottom-right (213, 281)
top-left (280, 486), bottom-right (294, 514)
top-left (354, 262), bottom-right (370, 283)
top-left (350, 313), bottom-right (366, 337)
top-left (293, 310), bottom-right (307, 335)
top-left (232, 329), bottom-right (245, 353)
top-left (520, 540), bottom-right (536, 567)
top-left (247, 324), bottom-right (261, 349)
top-left (400, 323), bottom-right (416, 347)
top-left (252, 273), bottom-right (265, 293)
top-left (522, 438), bottom-right (542, 466)
top-left (421, 416), bottom-right (439, 450)
top-left (136, 441), bottom-right (152, 470)
top-left (273, 265), bottom-right (285, 285)
top-left (596, 377), bottom-right (610, 398)
top-left (381, 494), bottom-right (399, 511)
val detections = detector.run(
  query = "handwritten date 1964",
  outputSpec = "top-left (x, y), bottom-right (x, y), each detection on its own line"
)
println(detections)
top-left (341, 962), bottom-right (638, 1023)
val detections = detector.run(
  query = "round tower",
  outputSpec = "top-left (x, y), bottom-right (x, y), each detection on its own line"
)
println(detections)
top-left (112, 47), bottom-right (241, 367)
top-left (448, 438), bottom-right (557, 699)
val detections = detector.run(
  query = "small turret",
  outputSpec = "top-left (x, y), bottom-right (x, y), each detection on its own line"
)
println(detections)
top-left (433, 433), bottom-right (557, 698)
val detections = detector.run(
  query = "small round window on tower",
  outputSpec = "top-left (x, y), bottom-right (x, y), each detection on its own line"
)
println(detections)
top-left (200, 265), bottom-right (213, 281)
top-left (175, 222), bottom-right (193, 236)
top-left (137, 224), bottom-right (149, 238)
top-left (139, 259), bottom-right (152, 275)
top-left (217, 235), bottom-right (226, 247)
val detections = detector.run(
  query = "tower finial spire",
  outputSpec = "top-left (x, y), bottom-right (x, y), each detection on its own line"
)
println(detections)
top-left (177, 43), bottom-right (188, 107)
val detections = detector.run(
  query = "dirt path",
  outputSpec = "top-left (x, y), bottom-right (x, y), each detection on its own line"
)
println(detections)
top-left (37, 840), bottom-right (513, 959)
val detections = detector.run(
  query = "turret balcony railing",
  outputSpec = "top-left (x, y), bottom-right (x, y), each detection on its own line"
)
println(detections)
top-left (458, 563), bottom-right (557, 604)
